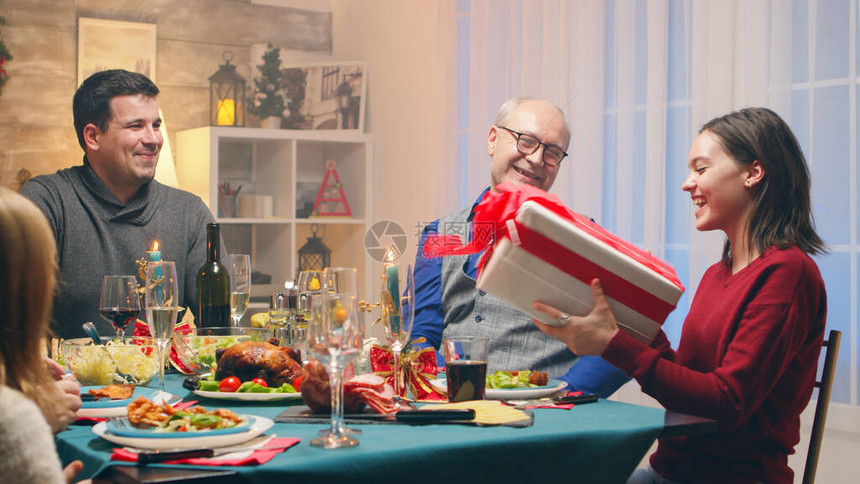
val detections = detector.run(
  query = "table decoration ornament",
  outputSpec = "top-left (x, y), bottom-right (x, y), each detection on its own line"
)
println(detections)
top-left (370, 338), bottom-right (446, 402)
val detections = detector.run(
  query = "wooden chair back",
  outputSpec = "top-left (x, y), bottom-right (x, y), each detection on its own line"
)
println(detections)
top-left (802, 329), bottom-right (841, 484)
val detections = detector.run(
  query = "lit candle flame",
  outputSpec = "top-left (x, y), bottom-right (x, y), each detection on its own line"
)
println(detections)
top-left (151, 241), bottom-right (159, 251)
top-left (385, 247), bottom-right (396, 263)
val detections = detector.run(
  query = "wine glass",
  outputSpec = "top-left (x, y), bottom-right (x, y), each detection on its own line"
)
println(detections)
top-left (145, 261), bottom-right (180, 390)
top-left (381, 263), bottom-right (415, 402)
top-left (229, 254), bottom-right (251, 327)
top-left (99, 275), bottom-right (141, 344)
top-left (308, 267), bottom-right (363, 449)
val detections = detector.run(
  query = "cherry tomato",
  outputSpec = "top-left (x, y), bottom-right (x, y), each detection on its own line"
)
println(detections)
top-left (251, 378), bottom-right (268, 388)
top-left (291, 376), bottom-right (302, 391)
top-left (218, 376), bottom-right (241, 392)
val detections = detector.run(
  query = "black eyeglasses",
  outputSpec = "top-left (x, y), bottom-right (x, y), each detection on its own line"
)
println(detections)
top-left (496, 126), bottom-right (568, 167)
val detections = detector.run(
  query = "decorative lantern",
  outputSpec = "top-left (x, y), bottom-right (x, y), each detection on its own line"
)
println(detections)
top-left (336, 76), bottom-right (353, 128)
top-left (336, 76), bottom-right (352, 111)
top-left (298, 224), bottom-right (331, 273)
top-left (209, 51), bottom-right (246, 127)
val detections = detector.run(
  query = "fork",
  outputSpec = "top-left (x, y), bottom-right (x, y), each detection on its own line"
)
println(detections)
top-left (108, 416), bottom-right (130, 429)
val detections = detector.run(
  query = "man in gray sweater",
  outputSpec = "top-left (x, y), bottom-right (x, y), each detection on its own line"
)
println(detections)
top-left (21, 69), bottom-right (216, 340)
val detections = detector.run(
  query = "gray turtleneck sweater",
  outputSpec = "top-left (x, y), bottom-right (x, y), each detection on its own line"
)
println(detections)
top-left (21, 158), bottom-right (216, 339)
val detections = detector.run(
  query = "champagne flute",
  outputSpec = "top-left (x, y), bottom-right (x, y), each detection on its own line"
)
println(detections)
top-left (145, 261), bottom-right (180, 390)
top-left (308, 267), bottom-right (363, 449)
top-left (229, 254), bottom-right (251, 327)
top-left (381, 263), bottom-right (415, 402)
top-left (99, 275), bottom-right (141, 344)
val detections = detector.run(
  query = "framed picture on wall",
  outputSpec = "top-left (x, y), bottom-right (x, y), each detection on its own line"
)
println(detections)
top-left (77, 18), bottom-right (157, 85)
top-left (279, 61), bottom-right (367, 132)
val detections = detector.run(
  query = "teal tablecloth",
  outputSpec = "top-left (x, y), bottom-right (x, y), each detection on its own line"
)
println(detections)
top-left (56, 375), bottom-right (666, 483)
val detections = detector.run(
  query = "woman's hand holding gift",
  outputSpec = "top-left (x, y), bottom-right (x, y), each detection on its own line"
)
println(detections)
top-left (532, 279), bottom-right (620, 356)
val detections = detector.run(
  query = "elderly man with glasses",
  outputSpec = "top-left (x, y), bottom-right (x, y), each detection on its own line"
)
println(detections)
top-left (411, 97), bottom-right (630, 397)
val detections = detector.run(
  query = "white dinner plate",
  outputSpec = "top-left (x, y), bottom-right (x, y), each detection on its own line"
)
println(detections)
top-left (193, 389), bottom-right (303, 402)
top-left (92, 416), bottom-right (274, 450)
top-left (430, 378), bottom-right (568, 400)
top-left (76, 390), bottom-right (171, 418)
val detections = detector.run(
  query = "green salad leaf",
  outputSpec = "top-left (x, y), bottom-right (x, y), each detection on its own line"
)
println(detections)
top-left (197, 379), bottom-right (219, 392)
top-left (486, 370), bottom-right (536, 389)
top-left (274, 383), bottom-right (296, 393)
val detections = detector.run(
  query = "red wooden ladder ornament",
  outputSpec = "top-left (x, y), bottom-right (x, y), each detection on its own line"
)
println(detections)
top-left (312, 160), bottom-right (352, 217)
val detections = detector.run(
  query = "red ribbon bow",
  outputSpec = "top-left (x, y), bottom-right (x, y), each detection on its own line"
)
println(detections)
top-left (133, 318), bottom-right (195, 373)
top-left (370, 339), bottom-right (447, 402)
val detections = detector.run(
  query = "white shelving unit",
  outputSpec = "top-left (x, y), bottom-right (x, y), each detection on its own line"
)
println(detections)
top-left (175, 126), bottom-right (375, 305)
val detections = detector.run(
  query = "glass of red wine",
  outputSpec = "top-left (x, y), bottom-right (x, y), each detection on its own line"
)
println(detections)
top-left (99, 275), bottom-right (141, 344)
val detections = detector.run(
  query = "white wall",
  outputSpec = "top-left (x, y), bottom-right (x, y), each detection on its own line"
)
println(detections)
top-left (332, 0), bottom-right (457, 270)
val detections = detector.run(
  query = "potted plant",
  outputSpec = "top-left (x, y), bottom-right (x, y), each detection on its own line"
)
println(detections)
top-left (249, 44), bottom-right (287, 128)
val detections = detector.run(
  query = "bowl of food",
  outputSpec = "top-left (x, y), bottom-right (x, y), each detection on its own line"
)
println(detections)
top-left (172, 327), bottom-right (273, 375)
top-left (61, 336), bottom-right (161, 386)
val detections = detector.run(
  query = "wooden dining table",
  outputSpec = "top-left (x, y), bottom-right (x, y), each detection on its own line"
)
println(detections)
top-left (56, 374), bottom-right (715, 484)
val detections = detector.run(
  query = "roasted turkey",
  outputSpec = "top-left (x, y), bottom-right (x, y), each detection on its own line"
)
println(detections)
top-left (214, 340), bottom-right (302, 387)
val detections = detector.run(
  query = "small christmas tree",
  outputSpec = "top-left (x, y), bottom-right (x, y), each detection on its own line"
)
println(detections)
top-left (249, 44), bottom-right (286, 119)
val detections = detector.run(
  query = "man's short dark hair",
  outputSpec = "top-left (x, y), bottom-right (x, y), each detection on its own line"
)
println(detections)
top-left (73, 69), bottom-right (159, 150)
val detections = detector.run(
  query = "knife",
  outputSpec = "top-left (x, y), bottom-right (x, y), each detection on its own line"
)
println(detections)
top-left (135, 445), bottom-right (286, 464)
top-left (344, 409), bottom-right (476, 423)
top-left (81, 394), bottom-right (130, 401)
top-left (553, 393), bottom-right (598, 405)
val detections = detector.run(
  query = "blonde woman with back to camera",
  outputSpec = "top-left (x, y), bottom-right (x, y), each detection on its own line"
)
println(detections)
top-left (0, 187), bottom-right (89, 483)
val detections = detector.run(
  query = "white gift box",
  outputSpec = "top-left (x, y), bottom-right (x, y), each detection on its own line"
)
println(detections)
top-left (476, 201), bottom-right (684, 344)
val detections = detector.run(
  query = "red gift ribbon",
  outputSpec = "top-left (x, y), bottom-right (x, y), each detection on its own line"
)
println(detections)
top-left (370, 341), bottom-right (447, 402)
top-left (133, 318), bottom-right (194, 373)
top-left (424, 182), bottom-right (683, 290)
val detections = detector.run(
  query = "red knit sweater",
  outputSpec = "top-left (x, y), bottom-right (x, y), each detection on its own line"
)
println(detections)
top-left (603, 246), bottom-right (826, 484)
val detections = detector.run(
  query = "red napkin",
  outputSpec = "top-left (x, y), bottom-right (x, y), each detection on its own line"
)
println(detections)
top-left (524, 402), bottom-right (576, 410)
top-left (73, 416), bottom-right (106, 425)
top-left (174, 400), bottom-right (198, 410)
top-left (111, 437), bottom-right (301, 466)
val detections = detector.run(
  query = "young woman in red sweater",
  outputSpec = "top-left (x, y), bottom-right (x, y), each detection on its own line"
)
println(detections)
top-left (533, 107), bottom-right (827, 484)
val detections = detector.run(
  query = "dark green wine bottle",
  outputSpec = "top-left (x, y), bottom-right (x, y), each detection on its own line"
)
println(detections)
top-left (196, 223), bottom-right (230, 328)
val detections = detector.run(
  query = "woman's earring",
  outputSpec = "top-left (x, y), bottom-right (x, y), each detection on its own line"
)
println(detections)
top-left (745, 181), bottom-right (752, 188)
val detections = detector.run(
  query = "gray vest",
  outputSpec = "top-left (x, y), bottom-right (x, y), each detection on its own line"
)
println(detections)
top-left (439, 207), bottom-right (579, 378)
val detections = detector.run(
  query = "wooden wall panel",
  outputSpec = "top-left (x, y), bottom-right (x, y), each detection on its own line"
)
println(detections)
top-left (0, 0), bottom-right (331, 189)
